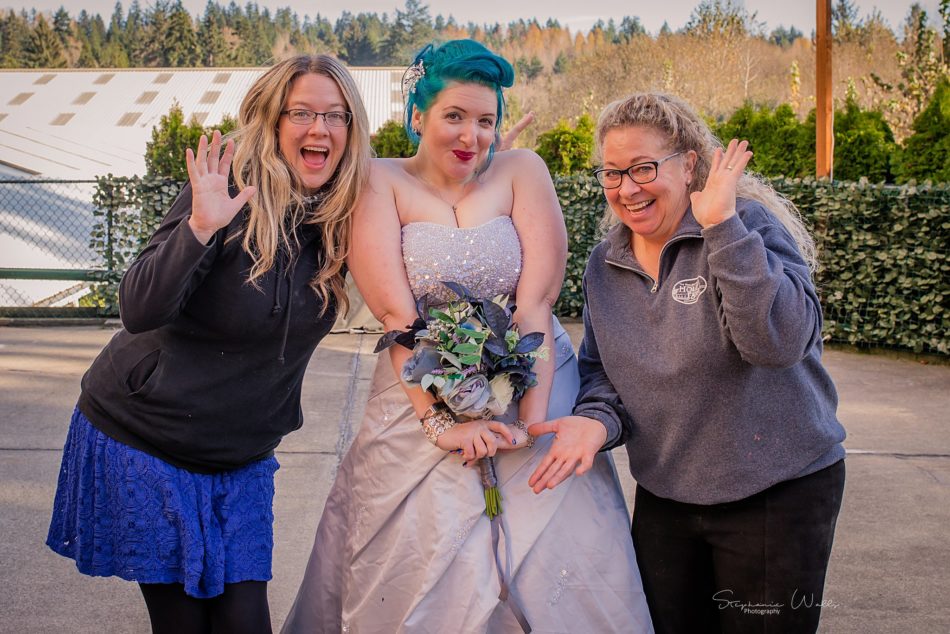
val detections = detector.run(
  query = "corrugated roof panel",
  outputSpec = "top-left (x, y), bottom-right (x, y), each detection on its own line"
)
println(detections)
top-left (0, 67), bottom-right (403, 178)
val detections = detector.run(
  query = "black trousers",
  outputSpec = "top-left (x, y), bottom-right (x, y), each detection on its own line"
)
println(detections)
top-left (632, 460), bottom-right (845, 634)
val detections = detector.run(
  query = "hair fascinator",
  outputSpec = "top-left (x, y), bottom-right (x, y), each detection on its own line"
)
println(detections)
top-left (401, 59), bottom-right (426, 98)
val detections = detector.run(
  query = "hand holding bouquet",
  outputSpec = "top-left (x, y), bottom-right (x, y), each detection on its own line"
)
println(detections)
top-left (375, 281), bottom-right (548, 518)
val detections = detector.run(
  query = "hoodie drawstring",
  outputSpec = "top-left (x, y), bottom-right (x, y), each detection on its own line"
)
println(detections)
top-left (277, 264), bottom-right (295, 364)
top-left (271, 249), bottom-right (295, 364)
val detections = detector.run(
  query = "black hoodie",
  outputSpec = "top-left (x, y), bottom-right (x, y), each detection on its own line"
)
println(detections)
top-left (78, 183), bottom-right (338, 473)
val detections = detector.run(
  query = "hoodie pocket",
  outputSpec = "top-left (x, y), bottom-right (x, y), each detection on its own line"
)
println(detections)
top-left (126, 349), bottom-right (162, 396)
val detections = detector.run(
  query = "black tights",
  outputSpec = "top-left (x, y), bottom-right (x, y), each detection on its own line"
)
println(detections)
top-left (139, 581), bottom-right (272, 634)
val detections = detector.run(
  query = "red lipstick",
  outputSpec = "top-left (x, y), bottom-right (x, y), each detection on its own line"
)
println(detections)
top-left (453, 150), bottom-right (475, 161)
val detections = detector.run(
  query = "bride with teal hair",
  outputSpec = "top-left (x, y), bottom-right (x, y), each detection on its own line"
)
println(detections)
top-left (282, 39), bottom-right (653, 633)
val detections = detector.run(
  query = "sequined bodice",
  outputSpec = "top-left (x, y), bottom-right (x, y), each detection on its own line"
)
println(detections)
top-left (401, 216), bottom-right (522, 304)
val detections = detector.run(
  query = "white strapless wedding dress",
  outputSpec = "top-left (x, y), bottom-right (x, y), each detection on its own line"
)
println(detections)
top-left (283, 217), bottom-right (653, 633)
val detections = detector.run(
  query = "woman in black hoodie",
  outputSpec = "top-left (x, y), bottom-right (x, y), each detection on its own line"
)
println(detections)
top-left (46, 55), bottom-right (370, 633)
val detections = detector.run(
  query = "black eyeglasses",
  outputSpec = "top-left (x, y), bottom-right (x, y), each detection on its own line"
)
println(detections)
top-left (280, 109), bottom-right (352, 127)
top-left (593, 152), bottom-right (683, 189)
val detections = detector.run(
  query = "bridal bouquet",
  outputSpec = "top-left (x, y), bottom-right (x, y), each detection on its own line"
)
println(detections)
top-left (375, 281), bottom-right (547, 518)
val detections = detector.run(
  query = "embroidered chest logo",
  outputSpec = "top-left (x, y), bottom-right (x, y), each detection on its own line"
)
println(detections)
top-left (671, 276), bottom-right (708, 305)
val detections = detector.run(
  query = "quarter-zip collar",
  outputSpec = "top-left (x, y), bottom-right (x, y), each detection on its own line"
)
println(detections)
top-left (604, 206), bottom-right (704, 291)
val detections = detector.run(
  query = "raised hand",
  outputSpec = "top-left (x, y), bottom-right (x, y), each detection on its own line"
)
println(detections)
top-left (497, 111), bottom-right (535, 152)
top-left (526, 415), bottom-right (607, 493)
top-left (185, 130), bottom-right (257, 244)
top-left (689, 138), bottom-right (753, 229)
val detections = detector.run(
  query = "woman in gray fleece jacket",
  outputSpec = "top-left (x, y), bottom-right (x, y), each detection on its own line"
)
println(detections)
top-left (528, 93), bottom-right (846, 634)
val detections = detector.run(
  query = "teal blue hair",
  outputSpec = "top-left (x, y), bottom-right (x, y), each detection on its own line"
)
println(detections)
top-left (403, 39), bottom-right (515, 164)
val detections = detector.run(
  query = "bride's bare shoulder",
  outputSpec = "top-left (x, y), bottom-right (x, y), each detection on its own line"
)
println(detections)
top-left (371, 157), bottom-right (412, 180)
top-left (491, 148), bottom-right (546, 170)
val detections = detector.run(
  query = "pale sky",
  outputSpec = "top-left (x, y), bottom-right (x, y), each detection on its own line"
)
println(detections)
top-left (9, 0), bottom-right (941, 36)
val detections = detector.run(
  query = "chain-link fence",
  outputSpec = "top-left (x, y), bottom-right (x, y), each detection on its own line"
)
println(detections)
top-left (0, 178), bottom-right (105, 318)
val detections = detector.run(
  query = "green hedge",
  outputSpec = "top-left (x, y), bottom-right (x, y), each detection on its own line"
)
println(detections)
top-left (92, 175), bottom-right (948, 355)
top-left (553, 174), bottom-right (948, 355)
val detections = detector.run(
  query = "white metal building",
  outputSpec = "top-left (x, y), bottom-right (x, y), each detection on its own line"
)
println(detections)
top-left (0, 66), bottom-right (404, 178)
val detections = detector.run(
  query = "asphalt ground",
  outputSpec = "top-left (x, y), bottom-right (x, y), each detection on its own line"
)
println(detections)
top-left (0, 324), bottom-right (948, 633)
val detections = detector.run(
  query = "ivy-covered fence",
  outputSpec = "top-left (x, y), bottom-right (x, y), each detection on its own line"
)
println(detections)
top-left (553, 175), bottom-right (948, 355)
top-left (88, 176), bottom-right (948, 356)
top-left (87, 176), bottom-right (182, 314)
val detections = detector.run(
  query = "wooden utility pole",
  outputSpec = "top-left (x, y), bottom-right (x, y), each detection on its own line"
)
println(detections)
top-left (816, 0), bottom-right (833, 178)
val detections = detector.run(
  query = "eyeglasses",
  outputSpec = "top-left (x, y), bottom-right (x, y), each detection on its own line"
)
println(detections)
top-left (280, 109), bottom-right (352, 127)
top-left (592, 152), bottom-right (683, 189)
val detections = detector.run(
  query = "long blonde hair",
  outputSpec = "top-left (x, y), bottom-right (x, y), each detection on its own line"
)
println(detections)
top-left (230, 55), bottom-right (371, 315)
top-left (595, 92), bottom-right (818, 271)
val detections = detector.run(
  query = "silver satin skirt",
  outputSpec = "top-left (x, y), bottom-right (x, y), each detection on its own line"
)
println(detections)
top-left (283, 317), bottom-right (653, 633)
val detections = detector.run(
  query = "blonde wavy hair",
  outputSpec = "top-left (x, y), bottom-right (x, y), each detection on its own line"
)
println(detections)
top-left (229, 55), bottom-right (371, 316)
top-left (595, 92), bottom-right (818, 272)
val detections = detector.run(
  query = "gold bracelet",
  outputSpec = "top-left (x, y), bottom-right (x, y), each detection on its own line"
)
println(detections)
top-left (420, 403), bottom-right (457, 445)
top-left (511, 419), bottom-right (535, 449)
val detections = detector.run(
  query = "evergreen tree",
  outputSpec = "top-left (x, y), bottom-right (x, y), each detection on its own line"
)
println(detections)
top-left (124, 0), bottom-right (146, 66)
top-left (335, 11), bottom-right (385, 65)
top-left (830, 95), bottom-right (898, 182)
top-left (0, 10), bottom-right (31, 68)
top-left (146, 102), bottom-right (236, 179)
top-left (713, 103), bottom-right (812, 178)
top-left (140, 1), bottom-right (169, 66)
top-left (515, 56), bottom-right (544, 81)
top-left (870, 4), bottom-right (949, 139)
top-left (198, 1), bottom-right (230, 66)
top-left (163, 0), bottom-right (199, 66)
top-left (684, 0), bottom-right (762, 38)
top-left (234, 3), bottom-right (273, 65)
top-left (102, 1), bottom-right (129, 67)
top-left (831, 0), bottom-right (860, 41)
top-left (52, 6), bottom-right (71, 46)
top-left (25, 14), bottom-right (67, 68)
top-left (371, 119), bottom-right (416, 157)
top-left (534, 115), bottom-right (595, 176)
top-left (77, 10), bottom-right (107, 64)
top-left (769, 25), bottom-right (803, 47)
top-left (894, 78), bottom-right (950, 183)
top-left (380, 0), bottom-right (433, 65)
top-left (941, 0), bottom-right (949, 62)
top-left (300, 14), bottom-right (339, 55)
top-left (619, 16), bottom-right (647, 40)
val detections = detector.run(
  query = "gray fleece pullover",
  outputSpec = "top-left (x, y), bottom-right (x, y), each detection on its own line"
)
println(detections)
top-left (574, 198), bottom-right (846, 505)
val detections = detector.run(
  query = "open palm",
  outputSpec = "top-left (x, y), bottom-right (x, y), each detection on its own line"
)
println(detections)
top-left (185, 130), bottom-right (257, 243)
top-left (689, 138), bottom-right (753, 228)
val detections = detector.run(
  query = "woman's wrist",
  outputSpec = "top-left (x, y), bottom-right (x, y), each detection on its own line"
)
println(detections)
top-left (419, 402), bottom-right (457, 445)
top-left (511, 419), bottom-right (536, 448)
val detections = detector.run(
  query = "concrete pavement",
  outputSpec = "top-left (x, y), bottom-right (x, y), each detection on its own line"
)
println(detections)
top-left (0, 324), bottom-right (948, 633)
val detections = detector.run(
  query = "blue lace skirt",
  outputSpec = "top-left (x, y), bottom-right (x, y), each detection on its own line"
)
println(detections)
top-left (46, 408), bottom-right (279, 598)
